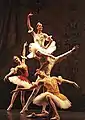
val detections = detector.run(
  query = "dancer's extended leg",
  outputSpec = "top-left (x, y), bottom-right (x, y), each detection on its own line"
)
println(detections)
top-left (20, 91), bottom-right (25, 108)
top-left (20, 86), bottom-right (41, 113)
top-left (7, 90), bottom-right (19, 111)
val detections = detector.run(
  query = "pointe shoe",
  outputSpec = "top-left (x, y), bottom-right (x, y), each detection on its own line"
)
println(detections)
top-left (7, 105), bottom-right (12, 111)
top-left (20, 108), bottom-right (28, 114)
top-left (20, 110), bottom-right (25, 114)
top-left (50, 116), bottom-right (60, 120)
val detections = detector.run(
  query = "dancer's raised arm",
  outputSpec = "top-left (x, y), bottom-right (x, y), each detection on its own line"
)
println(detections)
top-left (21, 41), bottom-right (28, 63)
top-left (27, 13), bottom-right (35, 36)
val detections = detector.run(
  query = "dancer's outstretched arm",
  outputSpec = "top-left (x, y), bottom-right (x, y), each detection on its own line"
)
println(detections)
top-left (63, 79), bottom-right (79, 88)
top-left (54, 45), bottom-right (78, 63)
top-left (57, 76), bottom-right (80, 88)
top-left (4, 68), bottom-right (16, 81)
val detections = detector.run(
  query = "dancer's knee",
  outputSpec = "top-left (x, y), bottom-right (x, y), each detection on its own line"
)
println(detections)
top-left (46, 94), bottom-right (51, 101)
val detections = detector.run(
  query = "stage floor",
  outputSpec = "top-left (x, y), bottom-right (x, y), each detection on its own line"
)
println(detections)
top-left (0, 109), bottom-right (85, 120)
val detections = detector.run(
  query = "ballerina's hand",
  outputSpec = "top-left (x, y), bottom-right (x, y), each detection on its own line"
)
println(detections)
top-left (28, 13), bottom-right (33, 17)
top-left (34, 69), bottom-right (40, 76)
top-left (72, 45), bottom-right (79, 51)
top-left (73, 82), bottom-right (80, 88)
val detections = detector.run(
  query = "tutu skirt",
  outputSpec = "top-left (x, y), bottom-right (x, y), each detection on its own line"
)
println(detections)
top-left (9, 76), bottom-right (32, 88)
top-left (27, 41), bottom-right (56, 58)
top-left (33, 92), bottom-right (71, 109)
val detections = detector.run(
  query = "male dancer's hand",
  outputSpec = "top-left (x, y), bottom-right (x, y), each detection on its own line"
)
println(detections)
top-left (72, 45), bottom-right (79, 52)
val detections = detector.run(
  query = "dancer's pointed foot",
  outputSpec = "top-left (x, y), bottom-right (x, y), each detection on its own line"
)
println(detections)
top-left (27, 112), bottom-right (36, 118)
top-left (50, 115), bottom-right (60, 120)
top-left (20, 110), bottom-right (25, 114)
top-left (27, 112), bottom-right (48, 118)
top-left (7, 105), bottom-right (12, 111)
top-left (20, 108), bottom-right (28, 114)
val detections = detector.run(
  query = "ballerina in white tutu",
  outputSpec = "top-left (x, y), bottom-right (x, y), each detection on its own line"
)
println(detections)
top-left (27, 13), bottom-right (56, 56)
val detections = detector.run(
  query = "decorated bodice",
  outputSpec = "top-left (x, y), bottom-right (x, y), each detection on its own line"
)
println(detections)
top-left (44, 77), bottom-right (67, 100)
top-left (44, 77), bottom-right (60, 94)
top-left (34, 33), bottom-right (47, 47)
top-left (17, 65), bottom-right (29, 77)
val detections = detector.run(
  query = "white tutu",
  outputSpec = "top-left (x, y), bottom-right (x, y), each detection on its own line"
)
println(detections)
top-left (33, 92), bottom-right (71, 109)
top-left (46, 41), bottom-right (56, 54)
top-left (9, 76), bottom-right (32, 88)
top-left (27, 41), bottom-right (56, 58)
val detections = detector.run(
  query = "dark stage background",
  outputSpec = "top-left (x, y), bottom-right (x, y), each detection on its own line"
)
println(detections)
top-left (0, 0), bottom-right (85, 111)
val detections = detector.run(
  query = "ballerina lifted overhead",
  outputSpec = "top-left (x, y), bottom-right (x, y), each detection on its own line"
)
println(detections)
top-left (27, 13), bottom-right (56, 57)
